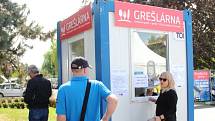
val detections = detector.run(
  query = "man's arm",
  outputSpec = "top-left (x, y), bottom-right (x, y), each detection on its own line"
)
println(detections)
top-left (48, 80), bottom-right (52, 97)
top-left (57, 115), bottom-right (66, 121)
top-left (56, 86), bottom-right (66, 121)
top-left (24, 80), bottom-right (34, 104)
top-left (101, 94), bottom-right (118, 121)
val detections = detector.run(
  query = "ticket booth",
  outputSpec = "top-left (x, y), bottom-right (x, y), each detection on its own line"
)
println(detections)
top-left (57, 1), bottom-right (194, 121)
top-left (57, 5), bottom-right (96, 83)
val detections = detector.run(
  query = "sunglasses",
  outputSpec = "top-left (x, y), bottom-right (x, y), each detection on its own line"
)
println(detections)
top-left (159, 78), bottom-right (167, 82)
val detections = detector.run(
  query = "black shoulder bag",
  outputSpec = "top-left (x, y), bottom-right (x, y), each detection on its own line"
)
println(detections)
top-left (80, 80), bottom-right (91, 121)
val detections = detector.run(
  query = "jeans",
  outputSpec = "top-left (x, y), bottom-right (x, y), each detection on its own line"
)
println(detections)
top-left (29, 108), bottom-right (49, 121)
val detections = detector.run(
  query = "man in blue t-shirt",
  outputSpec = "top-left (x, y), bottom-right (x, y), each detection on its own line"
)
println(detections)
top-left (56, 57), bottom-right (118, 121)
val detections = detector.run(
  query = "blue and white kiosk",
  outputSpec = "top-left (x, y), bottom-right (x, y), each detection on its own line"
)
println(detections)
top-left (57, 1), bottom-right (194, 121)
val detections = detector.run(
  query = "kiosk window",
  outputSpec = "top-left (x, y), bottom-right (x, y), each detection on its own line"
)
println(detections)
top-left (69, 39), bottom-right (85, 79)
top-left (131, 31), bottom-right (168, 98)
top-left (70, 39), bottom-right (84, 58)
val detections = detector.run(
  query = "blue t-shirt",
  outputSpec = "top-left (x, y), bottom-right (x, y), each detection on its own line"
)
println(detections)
top-left (56, 76), bottom-right (111, 121)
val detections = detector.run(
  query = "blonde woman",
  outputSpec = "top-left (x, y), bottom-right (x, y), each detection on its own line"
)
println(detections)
top-left (149, 72), bottom-right (178, 121)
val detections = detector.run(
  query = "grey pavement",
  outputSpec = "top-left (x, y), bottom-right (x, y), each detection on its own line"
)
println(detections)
top-left (195, 103), bottom-right (215, 121)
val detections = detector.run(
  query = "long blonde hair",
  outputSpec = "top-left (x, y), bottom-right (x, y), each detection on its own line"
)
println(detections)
top-left (159, 71), bottom-right (175, 92)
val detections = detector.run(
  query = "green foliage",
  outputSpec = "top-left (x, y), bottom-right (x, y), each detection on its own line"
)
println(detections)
top-left (0, 79), bottom-right (3, 84)
top-left (41, 39), bottom-right (58, 77)
top-left (0, 0), bottom-right (56, 78)
top-left (147, 34), bottom-right (167, 58)
top-left (0, 98), bottom-right (26, 109)
top-left (1, 99), bottom-right (6, 103)
top-left (15, 102), bottom-right (21, 109)
top-left (9, 103), bottom-right (15, 108)
top-left (20, 97), bottom-right (24, 102)
top-left (7, 98), bottom-right (12, 103)
top-left (20, 102), bottom-right (25, 109)
top-left (14, 98), bottom-right (19, 102)
top-left (11, 63), bottom-right (28, 85)
top-left (192, 0), bottom-right (215, 69)
top-left (3, 103), bottom-right (8, 108)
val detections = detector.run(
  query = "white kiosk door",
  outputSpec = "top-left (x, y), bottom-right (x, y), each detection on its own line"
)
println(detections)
top-left (68, 33), bottom-right (96, 80)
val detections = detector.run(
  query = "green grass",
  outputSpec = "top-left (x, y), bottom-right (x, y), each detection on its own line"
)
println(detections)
top-left (49, 107), bottom-right (57, 121)
top-left (0, 107), bottom-right (56, 121)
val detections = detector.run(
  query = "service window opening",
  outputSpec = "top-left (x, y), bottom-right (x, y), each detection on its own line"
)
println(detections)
top-left (69, 39), bottom-right (85, 78)
top-left (131, 31), bottom-right (168, 101)
top-left (70, 39), bottom-right (84, 58)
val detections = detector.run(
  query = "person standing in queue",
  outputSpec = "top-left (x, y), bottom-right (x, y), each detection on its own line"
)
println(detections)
top-left (56, 57), bottom-right (118, 121)
top-left (24, 65), bottom-right (52, 121)
top-left (149, 71), bottom-right (178, 121)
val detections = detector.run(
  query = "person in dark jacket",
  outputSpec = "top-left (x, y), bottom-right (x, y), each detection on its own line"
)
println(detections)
top-left (149, 71), bottom-right (178, 121)
top-left (24, 65), bottom-right (52, 121)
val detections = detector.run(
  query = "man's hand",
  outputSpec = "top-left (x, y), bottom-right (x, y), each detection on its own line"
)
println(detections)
top-left (101, 94), bottom-right (118, 121)
top-left (155, 116), bottom-right (161, 121)
top-left (100, 119), bottom-right (108, 121)
top-left (148, 97), bottom-right (157, 103)
top-left (101, 115), bottom-right (108, 121)
top-left (57, 115), bottom-right (66, 121)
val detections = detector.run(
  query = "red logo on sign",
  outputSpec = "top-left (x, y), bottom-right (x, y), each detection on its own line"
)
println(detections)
top-left (115, 1), bottom-right (184, 32)
top-left (60, 5), bottom-right (92, 40)
top-left (194, 70), bottom-right (210, 80)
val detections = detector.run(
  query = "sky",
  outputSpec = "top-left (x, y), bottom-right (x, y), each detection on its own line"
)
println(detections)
top-left (11, 0), bottom-right (83, 68)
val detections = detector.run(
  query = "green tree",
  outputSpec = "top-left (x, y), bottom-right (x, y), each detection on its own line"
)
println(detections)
top-left (148, 34), bottom-right (167, 58)
top-left (191, 0), bottom-right (215, 69)
top-left (11, 63), bottom-right (28, 85)
top-left (41, 39), bottom-right (58, 77)
top-left (131, 0), bottom-right (215, 69)
top-left (0, 0), bottom-right (55, 78)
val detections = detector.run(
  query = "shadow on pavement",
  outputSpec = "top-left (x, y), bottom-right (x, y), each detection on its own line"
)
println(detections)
top-left (195, 102), bottom-right (215, 109)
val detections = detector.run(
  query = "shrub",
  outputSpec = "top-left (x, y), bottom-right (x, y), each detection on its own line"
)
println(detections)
top-left (3, 103), bottom-right (8, 108)
top-left (20, 102), bottom-right (25, 109)
top-left (0, 98), bottom-right (27, 109)
top-left (20, 98), bottom-right (24, 102)
top-left (7, 98), bottom-right (12, 103)
top-left (1, 99), bottom-right (6, 103)
top-left (14, 98), bottom-right (19, 102)
top-left (9, 103), bottom-right (15, 108)
top-left (15, 102), bottom-right (21, 109)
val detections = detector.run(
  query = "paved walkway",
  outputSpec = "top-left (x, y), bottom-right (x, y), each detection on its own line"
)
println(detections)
top-left (195, 104), bottom-right (215, 121)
